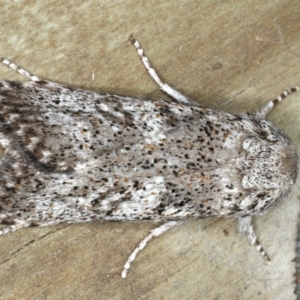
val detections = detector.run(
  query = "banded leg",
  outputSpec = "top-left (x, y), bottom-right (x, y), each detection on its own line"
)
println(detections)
top-left (256, 86), bottom-right (299, 118)
top-left (238, 216), bottom-right (270, 263)
top-left (1, 58), bottom-right (41, 81)
top-left (130, 39), bottom-right (193, 104)
top-left (121, 220), bottom-right (182, 278)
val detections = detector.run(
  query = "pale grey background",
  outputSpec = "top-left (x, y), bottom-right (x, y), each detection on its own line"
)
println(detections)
top-left (0, 1), bottom-right (299, 299)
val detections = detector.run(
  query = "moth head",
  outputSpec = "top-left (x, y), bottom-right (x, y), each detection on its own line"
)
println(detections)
top-left (237, 119), bottom-right (298, 200)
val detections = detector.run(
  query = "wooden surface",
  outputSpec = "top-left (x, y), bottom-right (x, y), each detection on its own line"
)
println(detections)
top-left (0, 1), bottom-right (300, 299)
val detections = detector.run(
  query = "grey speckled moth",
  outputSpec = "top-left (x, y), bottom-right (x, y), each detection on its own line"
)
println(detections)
top-left (0, 39), bottom-right (298, 278)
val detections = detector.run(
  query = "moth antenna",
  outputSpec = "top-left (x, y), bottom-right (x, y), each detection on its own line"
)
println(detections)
top-left (256, 86), bottom-right (299, 118)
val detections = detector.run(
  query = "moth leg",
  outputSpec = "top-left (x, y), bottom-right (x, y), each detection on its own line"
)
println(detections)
top-left (238, 216), bottom-right (270, 263)
top-left (130, 39), bottom-right (193, 104)
top-left (1, 58), bottom-right (41, 81)
top-left (256, 86), bottom-right (299, 118)
top-left (121, 220), bottom-right (182, 278)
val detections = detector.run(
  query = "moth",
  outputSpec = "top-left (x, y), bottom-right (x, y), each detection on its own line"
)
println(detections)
top-left (0, 39), bottom-right (298, 278)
